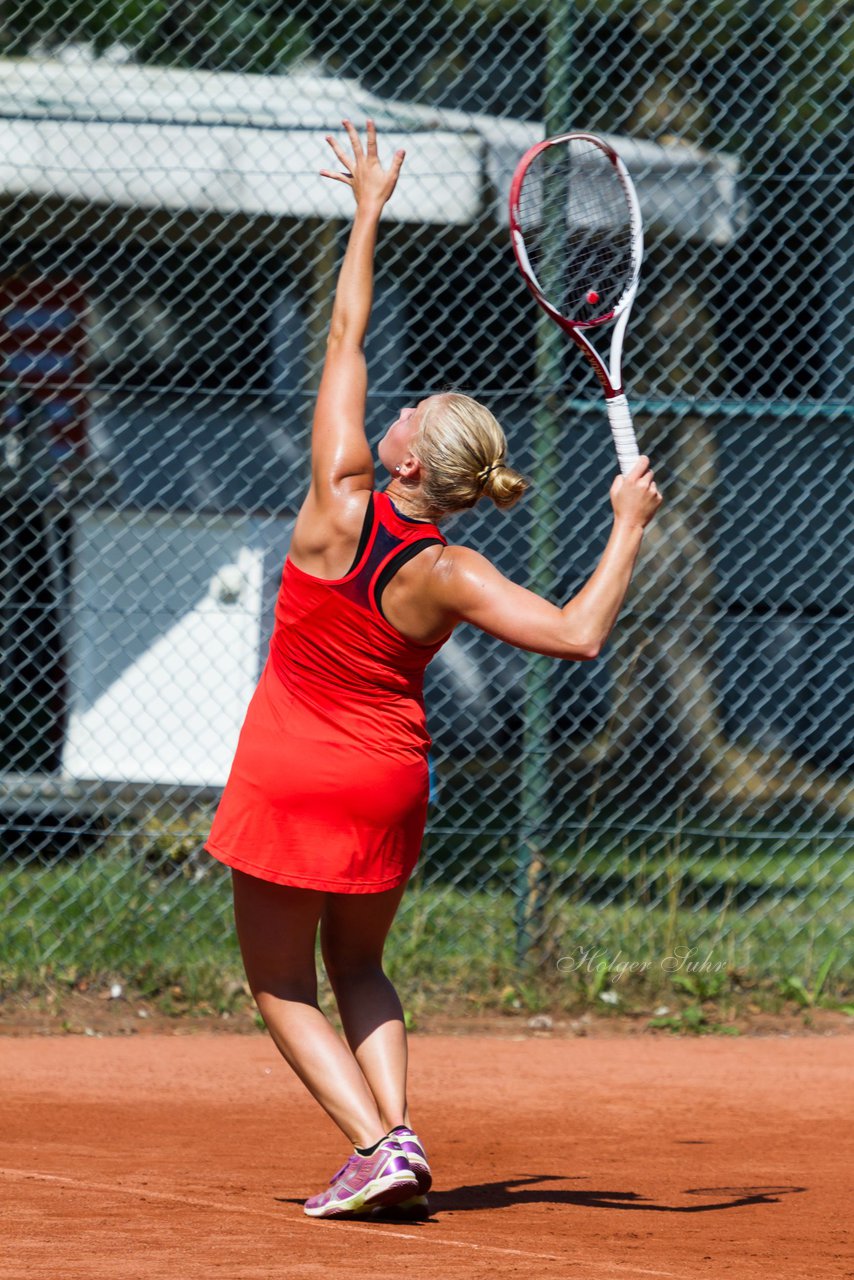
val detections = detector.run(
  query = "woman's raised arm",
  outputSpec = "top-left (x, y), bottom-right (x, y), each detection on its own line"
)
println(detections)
top-left (308, 121), bottom-right (405, 503)
top-left (423, 458), bottom-right (663, 659)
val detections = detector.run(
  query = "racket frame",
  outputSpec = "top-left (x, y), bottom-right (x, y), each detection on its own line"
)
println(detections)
top-left (509, 131), bottom-right (644, 473)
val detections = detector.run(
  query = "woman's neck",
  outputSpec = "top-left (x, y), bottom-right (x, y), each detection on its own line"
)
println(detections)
top-left (384, 481), bottom-right (432, 522)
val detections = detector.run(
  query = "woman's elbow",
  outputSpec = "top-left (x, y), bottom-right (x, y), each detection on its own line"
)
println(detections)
top-left (570, 643), bottom-right (603, 662)
top-left (559, 633), bottom-right (605, 662)
top-left (555, 604), bottom-right (610, 661)
top-left (327, 324), bottom-right (363, 353)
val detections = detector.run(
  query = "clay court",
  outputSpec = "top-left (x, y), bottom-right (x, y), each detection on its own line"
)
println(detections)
top-left (2, 1028), bottom-right (852, 1280)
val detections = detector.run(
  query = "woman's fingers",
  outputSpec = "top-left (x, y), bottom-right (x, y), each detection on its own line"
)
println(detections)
top-left (342, 118), bottom-right (364, 158)
top-left (609, 454), bottom-right (663, 526)
top-left (389, 148), bottom-right (406, 182)
top-left (627, 457), bottom-right (657, 492)
top-left (325, 134), bottom-right (352, 170)
top-left (319, 169), bottom-right (353, 186)
top-left (320, 123), bottom-right (406, 200)
top-left (626, 455), bottom-right (651, 481)
top-left (321, 134), bottom-right (355, 186)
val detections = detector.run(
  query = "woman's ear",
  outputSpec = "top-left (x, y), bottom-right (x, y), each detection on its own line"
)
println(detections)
top-left (398, 453), bottom-right (422, 483)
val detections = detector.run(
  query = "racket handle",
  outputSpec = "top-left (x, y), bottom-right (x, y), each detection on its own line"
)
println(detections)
top-left (606, 393), bottom-right (640, 476)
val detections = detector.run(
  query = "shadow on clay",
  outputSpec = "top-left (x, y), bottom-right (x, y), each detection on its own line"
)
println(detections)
top-left (278, 1178), bottom-right (806, 1222)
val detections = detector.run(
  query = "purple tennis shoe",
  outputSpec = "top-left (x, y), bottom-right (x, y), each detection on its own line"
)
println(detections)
top-left (390, 1125), bottom-right (432, 1194)
top-left (357, 1125), bottom-right (433, 1219)
top-left (304, 1136), bottom-right (418, 1218)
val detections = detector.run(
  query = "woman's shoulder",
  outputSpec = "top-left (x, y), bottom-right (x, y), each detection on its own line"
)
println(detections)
top-left (289, 484), bottom-right (374, 580)
top-left (430, 542), bottom-right (490, 572)
top-left (410, 542), bottom-right (498, 608)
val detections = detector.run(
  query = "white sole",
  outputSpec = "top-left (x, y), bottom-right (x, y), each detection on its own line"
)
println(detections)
top-left (304, 1170), bottom-right (418, 1219)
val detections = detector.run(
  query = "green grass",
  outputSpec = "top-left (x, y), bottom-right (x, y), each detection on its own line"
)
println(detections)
top-left (0, 851), bottom-right (243, 1011)
top-left (1, 831), bottom-right (852, 1023)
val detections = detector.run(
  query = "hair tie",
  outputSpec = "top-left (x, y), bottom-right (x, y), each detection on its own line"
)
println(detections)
top-left (477, 458), bottom-right (504, 488)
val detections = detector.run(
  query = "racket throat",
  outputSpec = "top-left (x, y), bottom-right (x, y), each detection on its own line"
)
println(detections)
top-left (572, 326), bottom-right (622, 397)
top-left (607, 305), bottom-right (632, 393)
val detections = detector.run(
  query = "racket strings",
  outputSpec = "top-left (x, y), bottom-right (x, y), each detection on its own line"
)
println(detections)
top-left (517, 141), bottom-right (636, 323)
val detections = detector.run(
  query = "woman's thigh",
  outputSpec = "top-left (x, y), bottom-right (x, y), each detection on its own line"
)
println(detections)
top-left (231, 868), bottom-right (325, 999)
top-left (320, 882), bottom-right (408, 979)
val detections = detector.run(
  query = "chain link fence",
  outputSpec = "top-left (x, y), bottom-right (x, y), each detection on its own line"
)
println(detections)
top-left (1, 0), bottom-right (852, 1011)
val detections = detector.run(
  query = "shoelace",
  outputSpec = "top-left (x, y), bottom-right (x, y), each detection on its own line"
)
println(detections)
top-left (329, 1138), bottom-right (404, 1186)
top-left (329, 1154), bottom-right (359, 1185)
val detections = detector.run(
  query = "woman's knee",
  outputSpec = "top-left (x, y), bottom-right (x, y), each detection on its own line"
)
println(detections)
top-left (323, 947), bottom-right (386, 992)
top-left (248, 969), bottom-right (319, 1004)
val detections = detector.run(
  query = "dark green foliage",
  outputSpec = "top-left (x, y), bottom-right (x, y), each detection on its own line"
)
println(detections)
top-left (2, 1), bottom-right (311, 75)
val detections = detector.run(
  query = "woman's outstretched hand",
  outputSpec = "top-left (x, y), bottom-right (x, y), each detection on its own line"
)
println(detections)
top-left (609, 456), bottom-right (663, 529)
top-left (320, 120), bottom-right (405, 210)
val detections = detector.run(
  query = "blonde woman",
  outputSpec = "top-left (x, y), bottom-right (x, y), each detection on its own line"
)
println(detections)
top-left (205, 122), bottom-right (661, 1219)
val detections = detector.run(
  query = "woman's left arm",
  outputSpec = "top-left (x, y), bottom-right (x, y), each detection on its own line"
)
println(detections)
top-left (307, 121), bottom-right (405, 505)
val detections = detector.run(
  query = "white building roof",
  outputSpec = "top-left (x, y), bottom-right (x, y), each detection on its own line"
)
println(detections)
top-left (0, 56), bottom-right (744, 240)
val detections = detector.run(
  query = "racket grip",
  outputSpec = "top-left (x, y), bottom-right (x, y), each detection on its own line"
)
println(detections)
top-left (606, 393), bottom-right (640, 476)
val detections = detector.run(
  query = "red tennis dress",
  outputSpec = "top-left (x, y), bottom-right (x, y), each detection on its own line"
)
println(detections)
top-left (205, 491), bottom-right (449, 892)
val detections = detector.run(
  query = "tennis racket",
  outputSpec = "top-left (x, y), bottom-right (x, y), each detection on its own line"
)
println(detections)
top-left (508, 132), bottom-right (644, 475)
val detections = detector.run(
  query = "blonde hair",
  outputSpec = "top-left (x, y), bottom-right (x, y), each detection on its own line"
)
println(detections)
top-left (412, 393), bottom-right (528, 519)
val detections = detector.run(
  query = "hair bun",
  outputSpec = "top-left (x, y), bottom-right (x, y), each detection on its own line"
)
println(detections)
top-left (476, 458), bottom-right (504, 488)
top-left (483, 462), bottom-right (528, 510)
top-left (414, 392), bottom-right (528, 516)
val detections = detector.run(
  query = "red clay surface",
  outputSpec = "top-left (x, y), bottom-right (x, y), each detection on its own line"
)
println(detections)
top-left (1, 1032), bottom-right (852, 1280)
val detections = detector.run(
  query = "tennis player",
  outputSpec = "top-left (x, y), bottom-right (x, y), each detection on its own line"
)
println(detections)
top-left (205, 121), bottom-right (661, 1220)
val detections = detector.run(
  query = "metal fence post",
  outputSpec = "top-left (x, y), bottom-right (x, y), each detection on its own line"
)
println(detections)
top-left (515, 0), bottom-right (575, 966)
